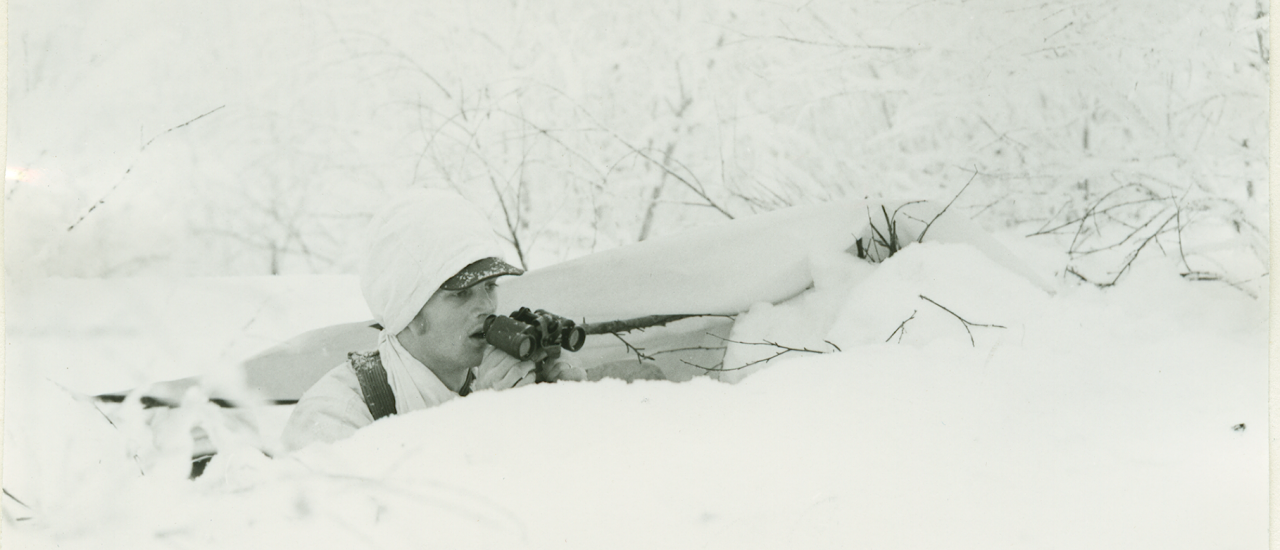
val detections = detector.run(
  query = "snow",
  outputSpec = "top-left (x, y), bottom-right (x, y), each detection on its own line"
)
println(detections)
top-left (233, 198), bottom-right (1063, 398)
top-left (3, 229), bottom-right (1266, 549)
top-left (4, 275), bottom-right (369, 395)
top-left (497, 199), bottom-right (1055, 322)
top-left (3, 0), bottom-right (1268, 547)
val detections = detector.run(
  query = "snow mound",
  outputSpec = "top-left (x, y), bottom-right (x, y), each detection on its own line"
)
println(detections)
top-left (236, 198), bottom-right (1058, 399)
top-left (717, 242), bottom-right (1049, 382)
top-left (3, 232), bottom-right (1266, 549)
top-left (827, 242), bottom-right (1050, 348)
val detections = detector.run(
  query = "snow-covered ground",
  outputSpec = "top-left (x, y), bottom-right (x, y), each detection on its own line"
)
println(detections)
top-left (3, 226), bottom-right (1266, 549)
top-left (4, 0), bottom-right (1269, 547)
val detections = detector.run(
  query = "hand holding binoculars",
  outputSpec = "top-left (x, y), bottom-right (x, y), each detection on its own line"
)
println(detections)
top-left (483, 307), bottom-right (586, 382)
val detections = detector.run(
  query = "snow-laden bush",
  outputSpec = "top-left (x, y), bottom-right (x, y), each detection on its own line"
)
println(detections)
top-left (6, 0), bottom-right (1267, 285)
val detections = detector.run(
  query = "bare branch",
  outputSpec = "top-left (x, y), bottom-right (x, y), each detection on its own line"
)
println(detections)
top-left (918, 295), bottom-right (1005, 346)
top-left (918, 166), bottom-right (979, 243)
top-left (143, 105), bottom-right (226, 150)
top-left (1062, 184), bottom-right (1159, 255)
top-left (527, 83), bottom-right (734, 219)
top-left (865, 205), bottom-right (892, 256)
top-left (1065, 266), bottom-right (1092, 282)
top-left (68, 105), bottom-right (227, 231)
top-left (583, 314), bottom-right (735, 335)
top-left (885, 309), bottom-right (917, 343)
top-left (707, 334), bottom-right (829, 369)
top-left (1171, 198), bottom-right (1193, 274)
top-left (3, 489), bottom-right (30, 510)
top-left (639, 142), bottom-right (676, 241)
top-left (615, 139), bottom-right (733, 219)
top-left (1027, 187), bottom-right (1163, 237)
top-left (650, 346), bottom-right (728, 356)
top-left (1099, 212), bottom-right (1179, 287)
top-left (680, 359), bottom-right (737, 372)
top-left (490, 108), bottom-right (609, 179)
top-left (737, 349), bottom-right (798, 369)
top-left (1069, 206), bottom-right (1171, 257)
top-left (489, 173), bottom-right (528, 270)
top-left (612, 333), bottom-right (655, 364)
top-left (969, 198), bottom-right (1003, 220)
top-left (892, 200), bottom-right (928, 221)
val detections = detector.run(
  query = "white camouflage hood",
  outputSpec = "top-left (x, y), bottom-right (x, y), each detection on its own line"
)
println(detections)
top-left (359, 188), bottom-right (505, 334)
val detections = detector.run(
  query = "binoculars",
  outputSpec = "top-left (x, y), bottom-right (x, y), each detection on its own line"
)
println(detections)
top-left (484, 307), bottom-right (586, 380)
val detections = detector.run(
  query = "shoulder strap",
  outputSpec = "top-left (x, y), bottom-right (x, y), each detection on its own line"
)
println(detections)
top-left (349, 351), bottom-right (397, 421)
top-left (459, 368), bottom-right (476, 397)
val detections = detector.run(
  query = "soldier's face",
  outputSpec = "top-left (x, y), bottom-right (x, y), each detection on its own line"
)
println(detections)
top-left (414, 279), bottom-right (500, 372)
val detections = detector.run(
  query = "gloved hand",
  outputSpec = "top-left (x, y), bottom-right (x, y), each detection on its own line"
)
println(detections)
top-left (541, 360), bottom-right (588, 382)
top-left (473, 346), bottom-right (537, 391)
top-left (472, 347), bottom-right (588, 391)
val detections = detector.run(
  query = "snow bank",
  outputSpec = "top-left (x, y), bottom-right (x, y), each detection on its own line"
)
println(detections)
top-left (493, 198), bottom-right (1056, 322)
top-left (239, 198), bottom-right (1059, 398)
top-left (3, 236), bottom-right (1266, 549)
top-left (720, 242), bottom-right (1048, 382)
top-left (4, 275), bottom-right (368, 395)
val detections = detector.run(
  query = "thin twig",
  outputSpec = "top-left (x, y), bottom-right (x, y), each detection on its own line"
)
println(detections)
top-left (53, 382), bottom-right (147, 474)
top-left (1065, 266), bottom-right (1091, 282)
top-left (650, 346), bottom-right (728, 356)
top-left (891, 200), bottom-right (928, 221)
top-left (865, 205), bottom-right (892, 259)
top-left (680, 359), bottom-right (737, 372)
top-left (529, 84), bottom-right (734, 219)
top-left (1065, 215), bottom-right (1178, 289)
top-left (684, 334), bottom-right (836, 372)
top-left (1171, 197), bottom-right (1193, 274)
top-left (969, 198), bottom-right (1003, 220)
top-left (143, 105), bottom-right (226, 149)
top-left (1059, 184), bottom-right (1157, 254)
top-left (1027, 196), bottom-right (1165, 237)
top-left (898, 212), bottom-right (929, 225)
top-left (1069, 206), bottom-right (1171, 257)
top-left (918, 166), bottom-right (979, 243)
top-left (708, 334), bottom-right (828, 354)
top-left (615, 140), bottom-right (734, 219)
top-left (1100, 212), bottom-right (1179, 287)
top-left (3, 488), bottom-right (29, 509)
top-left (489, 173), bottom-right (528, 270)
top-left (885, 310), bottom-right (917, 343)
top-left (68, 105), bottom-right (227, 231)
top-left (612, 333), bottom-right (655, 364)
top-left (1031, 200), bottom-right (1070, 236)
top-left (918, 295), bottom-right (1005, 346)
top-left (737, 350), bottom-right (797, 369)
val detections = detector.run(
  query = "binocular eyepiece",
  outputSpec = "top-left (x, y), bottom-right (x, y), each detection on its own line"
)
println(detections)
top-left (483, 307), bottom-right (586, 364)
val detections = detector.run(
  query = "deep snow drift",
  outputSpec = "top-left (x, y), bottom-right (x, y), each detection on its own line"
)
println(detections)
top-left (2, 228), bottom-right (1267, 549)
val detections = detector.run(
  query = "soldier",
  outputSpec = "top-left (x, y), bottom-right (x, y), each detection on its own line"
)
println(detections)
top-left (281, 189), bottom-right (583, 451)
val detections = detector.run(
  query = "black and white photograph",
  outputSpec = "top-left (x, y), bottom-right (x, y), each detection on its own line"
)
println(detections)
top-left (3, 0), bottom-right (1271, 548)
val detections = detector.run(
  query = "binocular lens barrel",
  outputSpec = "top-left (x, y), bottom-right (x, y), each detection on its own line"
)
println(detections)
top-left (485, 309), bottom-right (587, 363)
top-left (484, 315), bottom-right (536, 361)
top-left (562, 326), bottom-right (586, 352)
